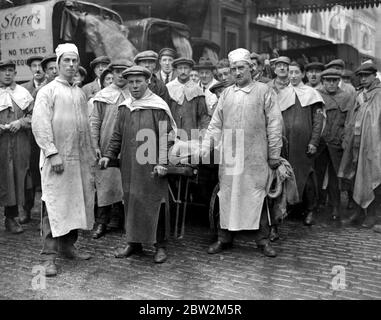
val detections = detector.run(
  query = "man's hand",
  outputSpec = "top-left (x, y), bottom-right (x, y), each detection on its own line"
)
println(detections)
top-left (268, 158), bottom-right (282, 170)
top-left (8, 120), bottom-right (22, 133)
top-left (153, 165), bottom-right (168, 177)
top-left (95, 148), bottom-right (102, 159)
top-left (0, 124), bottom-right (6, 135)
top-left (98, 157), bottom-right (110, 169)
top-left (307, 144), bottom-right (317, 155)
top-left (50, 154), bottom-right (64, 174)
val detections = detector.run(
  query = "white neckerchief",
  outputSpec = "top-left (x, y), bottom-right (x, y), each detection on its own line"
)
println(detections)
top-left (0, 83), bottom-right (33, 113)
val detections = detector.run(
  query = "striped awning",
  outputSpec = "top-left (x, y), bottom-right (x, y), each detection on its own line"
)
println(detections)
top-left (257, 0), bottom-right (381, 15)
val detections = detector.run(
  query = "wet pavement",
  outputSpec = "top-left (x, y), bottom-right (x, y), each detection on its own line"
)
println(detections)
top-left (1, 193), bottom-right (381, 300)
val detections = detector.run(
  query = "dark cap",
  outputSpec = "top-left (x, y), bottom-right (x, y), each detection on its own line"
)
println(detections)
top-left (250, 52), bottom-right (260, 60)
top-left (26, 55), bottom-right (44, 67)
top-left (342, 69), bottom-right (353, 78)
top-left (41, 54), bottom-right (57, 71)
top-left (355, 62), bottom-right (378, 75)
top-left (325, 59), bottom-right (345, 69)
top-left (108, 59), bottom-right (134, 71)
top-left (90, 56), bottom-right (111, 69)
top-left (134, 50), bottom-right (158, 64)
top-left (0, 59), bottom-right (16, 69)
top-left (158, 48), bottom-right (177, 59)
top-left (172, 57), bottom-right (195, 68)
top-left (122, 65), bottom-right (151, 79)
top-left (194, 59), bottom-right (216, 71)
top-left (274, 56), bottom-right (291, 65)
top-left (321, 68), bottom-right (342, 79)
top-left (77, 66), bottom-right (87, 78)
top-left (305, 62), bottom-right (325, 72)
top-left (209, 80), bottom-right (232, 94)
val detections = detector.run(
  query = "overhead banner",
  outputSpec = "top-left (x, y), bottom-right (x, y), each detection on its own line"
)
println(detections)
top-left (0, 1), bottom-right (55, 81)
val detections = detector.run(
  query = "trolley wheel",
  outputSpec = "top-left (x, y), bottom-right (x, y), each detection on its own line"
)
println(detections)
top-left (208, 183), bottom-right (220, 232)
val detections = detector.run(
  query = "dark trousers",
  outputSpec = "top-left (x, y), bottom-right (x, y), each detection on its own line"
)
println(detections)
top-left (95, 201), bottom-right (123, 225)
top-left (367, 185), bottom-right (381, 217)
top-left (128, 203), bottom-right (167, 249)
top-left (303, 173), bottom-right (318, 212)
top-left (23, 186), bottom-right (35, 213)
top-left (40, 202), bottom-right (78, 260)
top-left (217, 202), bottom-right (270, 246)
top-left (4, 206), bottom-right (18, 218)
top-left (315, 147), bottom-right (340, 207)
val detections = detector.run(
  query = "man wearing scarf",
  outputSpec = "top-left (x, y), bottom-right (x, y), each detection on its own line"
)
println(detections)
top-left (99, 66), bottom-right (176, 263)
top-left (338, 63), bottom-right (381, 230)
top-left (167, 58), bottom-right (210, 140)
top-left (32, 43), bottom-right (96, 277)
top-left (278, 61), bottom-right (324, 226)
top-left (201, 48), bottom-right (282, 258)
top-left (90, 60), bottom-right (132, 239)
top-left (0, 60), bottom-right (34, 234)
top-left (315, 69), bottom-right (355, 220)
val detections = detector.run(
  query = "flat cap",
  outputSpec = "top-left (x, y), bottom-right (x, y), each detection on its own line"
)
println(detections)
top-left (342, 69), bottom-right (353, 78)
top-left (158, 47), bottom-right (177, 59)
top-left (122, 65), bottom-right (151, 79)
top-left (274, 56), bottom-right (291, 65)
top-left (321, 68), bottom-right (342, 79)
top-left (355, 62), bottom-right (378, 75)
top-left (325, 59), bottom-right (345, 69)
top-left (0, 59), bottom-right (16, 69)
top-left (209, 80), bottom-right (232, 94)
top-left (134, 50), bottom-right (158, 64)
top-left (108, 59), bottom-right (134, 70)
top-left (194, 59), bottom-right (216, 70)
top-left (26, 55), bottom-right (44, 66)
top-left (305, 62), bottom-right (325, 72)
top-left (41, 54), bottom-right (57, 70)
top-left (77, 66), bottom-right (87, 78)
top-left (90, 56), bottom-right (111, 69)
top-left (250, 52), bottom-right (260, 60)
top-left (172, 57), bottom-right (195, 68)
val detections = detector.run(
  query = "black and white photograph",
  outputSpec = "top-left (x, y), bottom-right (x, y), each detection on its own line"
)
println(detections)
top-left (0, 0), bottom-right (381, 306)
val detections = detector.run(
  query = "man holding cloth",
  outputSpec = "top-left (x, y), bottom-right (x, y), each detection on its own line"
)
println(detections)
top-left (201, 48), bottom-right (283, 258)
top-left (32, 43), bottom-right (96, 277)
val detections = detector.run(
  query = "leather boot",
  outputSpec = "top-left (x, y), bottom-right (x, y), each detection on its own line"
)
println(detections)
top-left (43, 259), bottom-right (58, 277)
top-left (373, 225), bottom-right (381, 233)
top-left (114, 244), bottom-right (143, 258)
top-left (154, 248), bottom-right (167, 263)
top-left (331, 207), bottom-right (340, 221)
top-left (269, 225), bottom-right (280, 242)
top-left (207, 241), bottom-right (232, 254)
top-left (18, 210), bottom-right (31, 224)
top-left (259, 243), bottom-right (277, 257)
top-left (362, 210), bottom-right (377, 228)
top-left (60, 246), bottom-right (92, 260)
top-left (304, 211), bottom-right (315, 226)
top-left (92, 223), bottom-right (107, 239)
top-left (342, 209), bottom-right (363, 226)
top-left (5, 217), bottom-right (23, 234)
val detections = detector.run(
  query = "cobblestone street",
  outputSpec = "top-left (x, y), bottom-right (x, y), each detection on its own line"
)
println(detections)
top-left (1, 193), bottom-right (381, 300)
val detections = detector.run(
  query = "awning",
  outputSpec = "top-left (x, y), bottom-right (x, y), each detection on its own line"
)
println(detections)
top-left (257, 0), bottom-right (381, 16)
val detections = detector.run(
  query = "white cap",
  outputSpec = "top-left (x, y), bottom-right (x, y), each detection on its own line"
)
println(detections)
top-left (228, 48), bottom-right (252, 66)
top-left (55, 43), bottom-right (79, 64)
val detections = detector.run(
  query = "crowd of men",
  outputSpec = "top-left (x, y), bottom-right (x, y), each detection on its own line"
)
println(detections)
top-left (0, 41), bottom-right (380, 277)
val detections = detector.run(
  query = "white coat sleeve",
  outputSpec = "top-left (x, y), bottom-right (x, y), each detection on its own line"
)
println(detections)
top-left (32, 88), bottom-right (58, 158)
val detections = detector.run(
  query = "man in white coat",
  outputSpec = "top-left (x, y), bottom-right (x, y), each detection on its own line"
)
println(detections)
top-left (32, 43), bottom-right (96, 277)
top-left (201, 48), bottom-right (283, 257)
